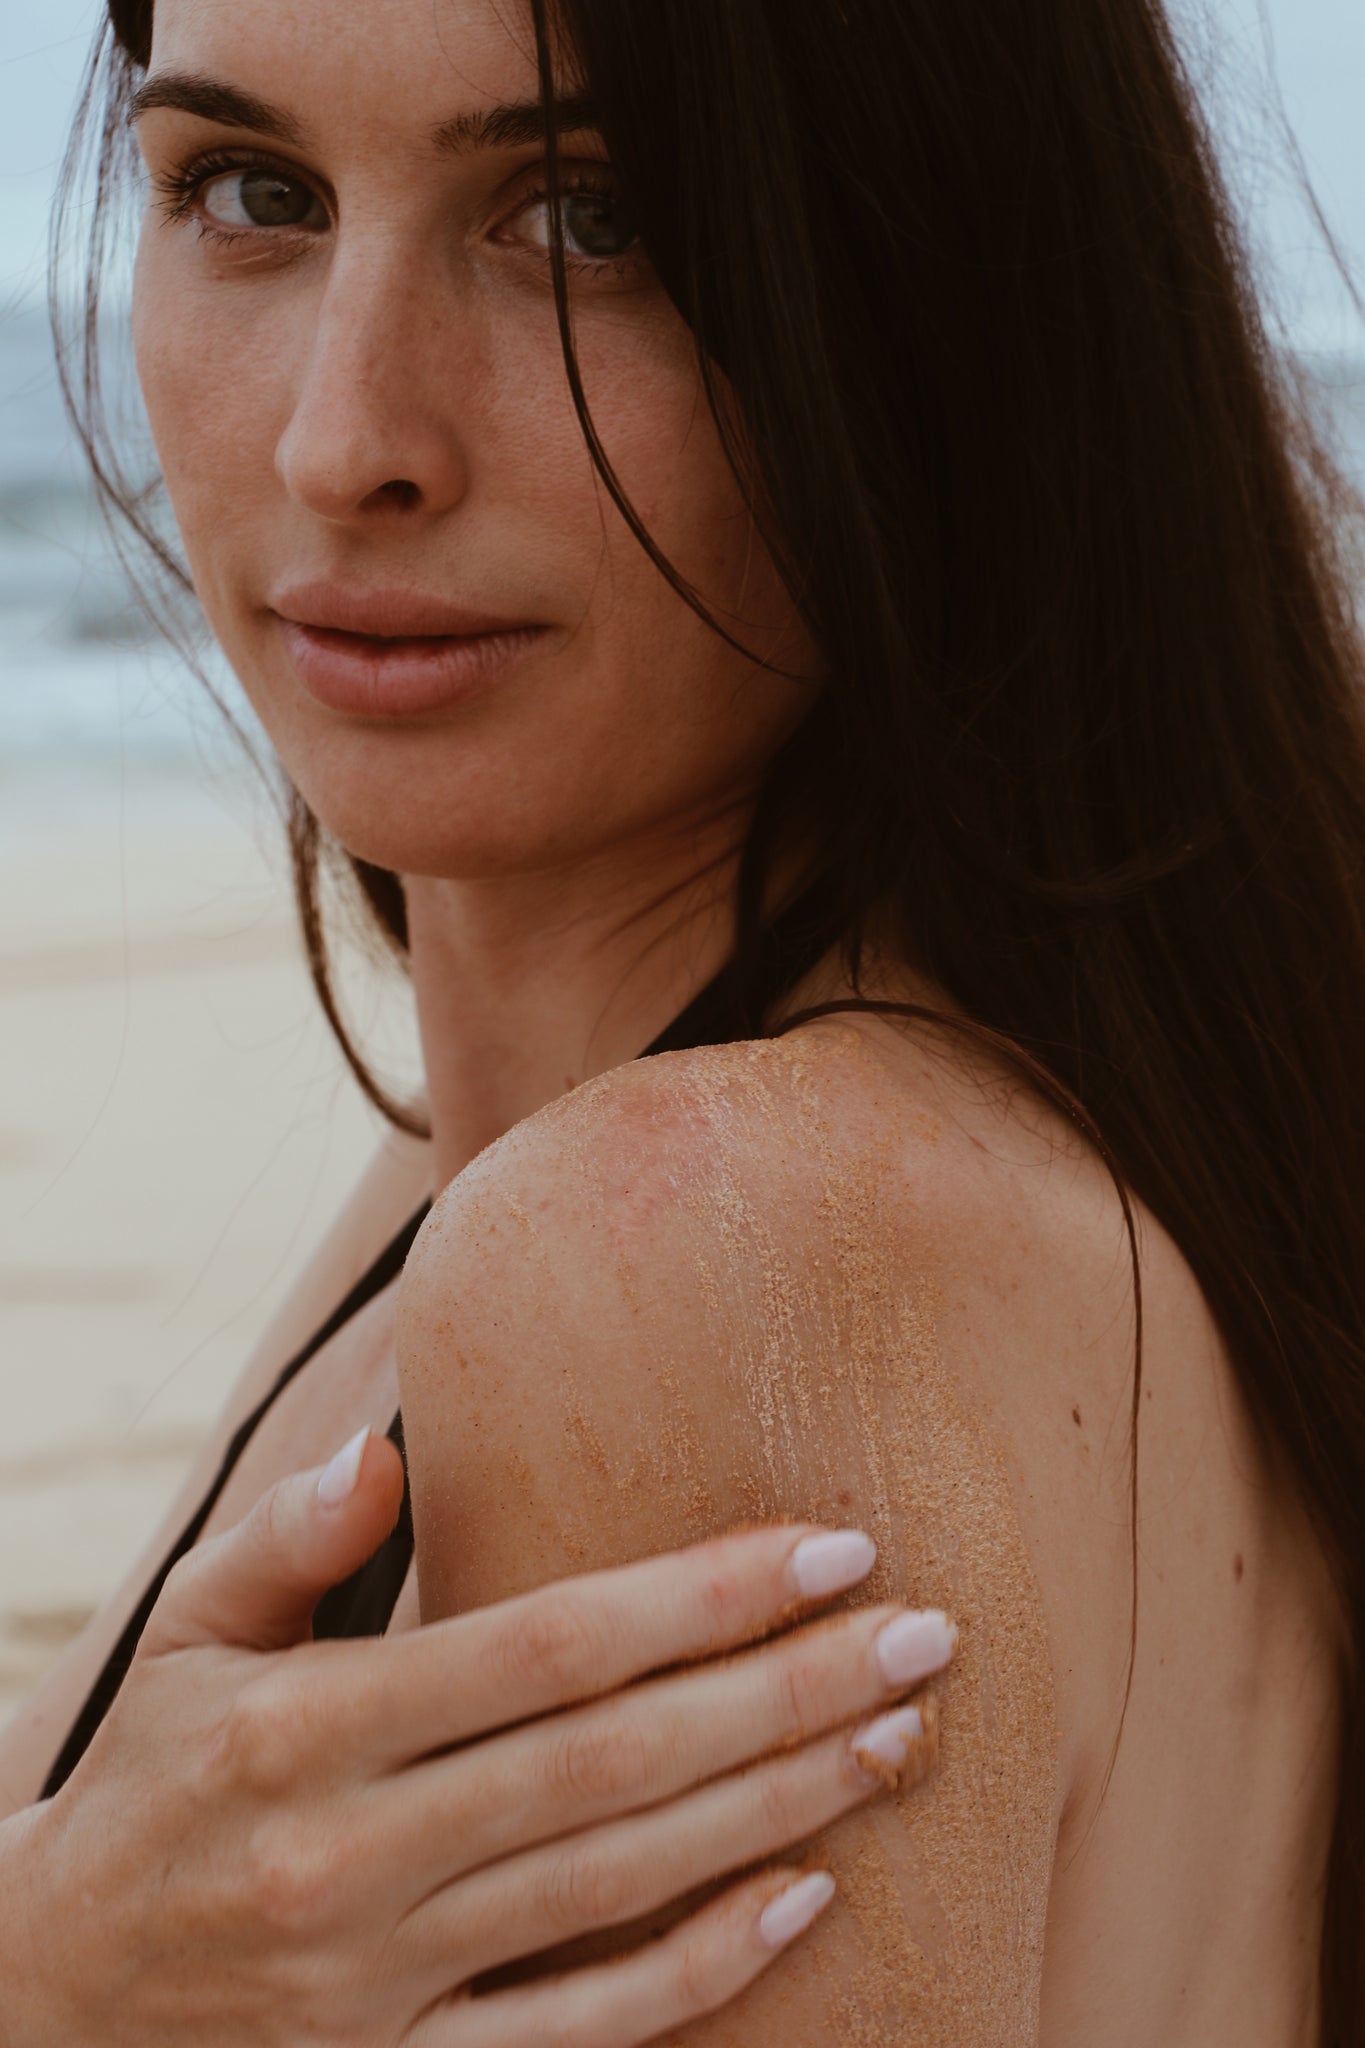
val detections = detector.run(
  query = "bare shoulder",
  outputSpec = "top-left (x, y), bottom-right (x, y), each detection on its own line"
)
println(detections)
top-left (395, 1021), bottom-right (1160, 2039)
top-left (400, 1022), bottom-right (1334, 2042)
top-left (401, 1012), bottom-right (1145, 1580)
top-left (403, 1011), bottom-right (1139, 1368)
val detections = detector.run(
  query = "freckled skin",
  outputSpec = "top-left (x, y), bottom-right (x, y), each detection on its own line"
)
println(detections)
top-left (398, 1021), bottom-right (1341, 2047)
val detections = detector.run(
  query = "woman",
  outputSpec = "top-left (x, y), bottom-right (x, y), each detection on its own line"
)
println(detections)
top-left (0, 6), bottom-right (962, 2039)
top-left (8, 0), bottom-right (1365, 2038)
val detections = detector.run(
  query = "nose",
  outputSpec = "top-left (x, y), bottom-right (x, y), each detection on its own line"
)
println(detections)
top-left (275, 247), bottom-right (470, 522)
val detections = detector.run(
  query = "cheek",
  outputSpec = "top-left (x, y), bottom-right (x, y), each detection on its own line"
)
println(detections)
top-left (562, 314), bottom-right (718, 550)
top-left (562, 318), bottom-right (799, 656)
top-left (132, 230), bottom-right (289, 606)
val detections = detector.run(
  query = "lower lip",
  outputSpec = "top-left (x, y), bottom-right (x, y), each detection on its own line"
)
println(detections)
top-left (278, 620), bottom-right (549, 718)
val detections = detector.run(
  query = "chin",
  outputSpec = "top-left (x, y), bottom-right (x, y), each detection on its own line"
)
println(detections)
top-left (301, 791), bottom-right (556, 881)
top-left (229, 640), bottom-right (622, 880)
top-left (281, 746), bottom-right (601, 883)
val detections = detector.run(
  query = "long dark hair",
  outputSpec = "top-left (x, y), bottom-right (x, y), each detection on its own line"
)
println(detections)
top-left (67, 1), bottom-right (1365, 2032)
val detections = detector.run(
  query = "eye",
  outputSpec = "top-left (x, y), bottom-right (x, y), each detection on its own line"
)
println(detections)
top-left (560, 188), bottom-right (639, 261)
top-left (518, 175), bottom-right (642, 265)
top-left (200, 166), bottom-right (327, 232)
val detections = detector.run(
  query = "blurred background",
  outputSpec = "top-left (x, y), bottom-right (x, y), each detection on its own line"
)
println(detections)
top-left (2, 1), bottom-right (1364, 1726)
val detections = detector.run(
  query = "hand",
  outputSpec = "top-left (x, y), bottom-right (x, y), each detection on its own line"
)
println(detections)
top-left (3, 1429), bottom-right (955, 2047)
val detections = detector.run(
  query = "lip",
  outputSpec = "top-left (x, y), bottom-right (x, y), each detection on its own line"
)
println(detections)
top-left (270, 583), bottom-right (548, 719)
top-left (273, 581), bottom-right (537, 640)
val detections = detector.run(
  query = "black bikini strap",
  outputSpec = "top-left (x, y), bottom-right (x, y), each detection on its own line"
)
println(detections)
top-left (40, 1205), bottom-right (430, 1800)
top-left (645, 874), bottom-right (842, 1057)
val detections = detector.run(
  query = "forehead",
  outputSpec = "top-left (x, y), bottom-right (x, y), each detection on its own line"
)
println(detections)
top-left (146, 0), bottom-right (551, 138)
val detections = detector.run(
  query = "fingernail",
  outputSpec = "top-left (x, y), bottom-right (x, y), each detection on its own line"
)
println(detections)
top-left (850, 1704), bottom-right (924, 1787)
top-left (758, 1870), bottom-right (836, 1949)
top-left (787, 1530), bottom-right (877, 1600)
top-left (317, 1426), bottom-right (371, 1507)
top-left (875, 1609), bottom-right (957, 1687)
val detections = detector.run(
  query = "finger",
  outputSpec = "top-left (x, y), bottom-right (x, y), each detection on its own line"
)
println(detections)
top-left (406, 1867), bottom-right (836, 2048)
top-left (354, 1523), bottom-right (881, 1767)
top-left (392, 1603), bottom-right (955, 1886)
top-left (142, 1427), bottom-right (406, 1656)
top-left (406, 1695), bottom-right (938, 1983)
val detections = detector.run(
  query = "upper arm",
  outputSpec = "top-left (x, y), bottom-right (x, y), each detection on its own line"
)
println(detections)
top-left (397, 1039), bottom-right (1135, 2042)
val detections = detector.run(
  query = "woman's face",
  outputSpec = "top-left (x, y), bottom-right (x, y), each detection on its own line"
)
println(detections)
top-left (131, 0), bottom-right (822, 881)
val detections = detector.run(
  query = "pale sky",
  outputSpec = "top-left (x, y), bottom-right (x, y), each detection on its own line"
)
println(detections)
top-left (2, 1), bottom-right (1363, 346)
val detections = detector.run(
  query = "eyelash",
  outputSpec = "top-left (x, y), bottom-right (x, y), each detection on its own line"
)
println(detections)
top-left (151, 148), bottom-right (642, 277)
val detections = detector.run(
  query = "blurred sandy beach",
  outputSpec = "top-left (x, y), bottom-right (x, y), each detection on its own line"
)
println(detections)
top-left (0, 757), bottom-right (390, 1722)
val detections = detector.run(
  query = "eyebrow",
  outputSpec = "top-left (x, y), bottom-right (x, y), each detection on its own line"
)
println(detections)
top-left (433, 91), bottom-right (598, 156)
top-left (128, 72), bottom-right (600, 157)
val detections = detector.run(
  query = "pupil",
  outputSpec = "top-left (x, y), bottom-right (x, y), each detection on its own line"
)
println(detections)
top-left (240, 169), bottom-right (312, 228)
top-left (563, 192), bottom-right (638, 260)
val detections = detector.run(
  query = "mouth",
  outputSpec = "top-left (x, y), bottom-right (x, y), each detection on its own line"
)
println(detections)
top-left (270, 585), bottom-right (549, 718)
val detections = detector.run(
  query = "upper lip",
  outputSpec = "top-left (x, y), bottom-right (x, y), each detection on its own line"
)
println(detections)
top-left (271, 582), bottom-right (539, 640)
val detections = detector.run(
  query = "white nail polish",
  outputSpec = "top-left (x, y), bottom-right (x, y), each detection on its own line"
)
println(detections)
top-left (788, 1530), bottom-right (877, 1599)
top-left (875, 1609), bottom-right (957, 1687)
top-left (317, 1426), bottom-right (371, 1507)
top-left (758, 1870), bottom-right (836, 1949)
top-left (850, 1705), bottom-right (924, 1786)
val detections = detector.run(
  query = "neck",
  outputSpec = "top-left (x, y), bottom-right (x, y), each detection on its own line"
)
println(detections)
top-left (405, 806), bottom-right (756, 1192)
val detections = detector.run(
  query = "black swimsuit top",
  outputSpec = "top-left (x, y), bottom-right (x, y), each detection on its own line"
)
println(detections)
top-left (41, 887), bottom-right (839, 1803)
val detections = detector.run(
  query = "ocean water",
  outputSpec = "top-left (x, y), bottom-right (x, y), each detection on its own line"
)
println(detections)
top-left (3, 299), bottom-right (1365, 769)
top-left (0, 299), bottom-right (245, 768)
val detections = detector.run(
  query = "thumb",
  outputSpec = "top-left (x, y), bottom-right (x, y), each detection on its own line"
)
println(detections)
top-left (143, 1427), bottom-right (407, 1657)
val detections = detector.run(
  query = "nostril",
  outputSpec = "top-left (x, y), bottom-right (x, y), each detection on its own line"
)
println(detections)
top-left (378, 478), bottom-right (420, 509)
